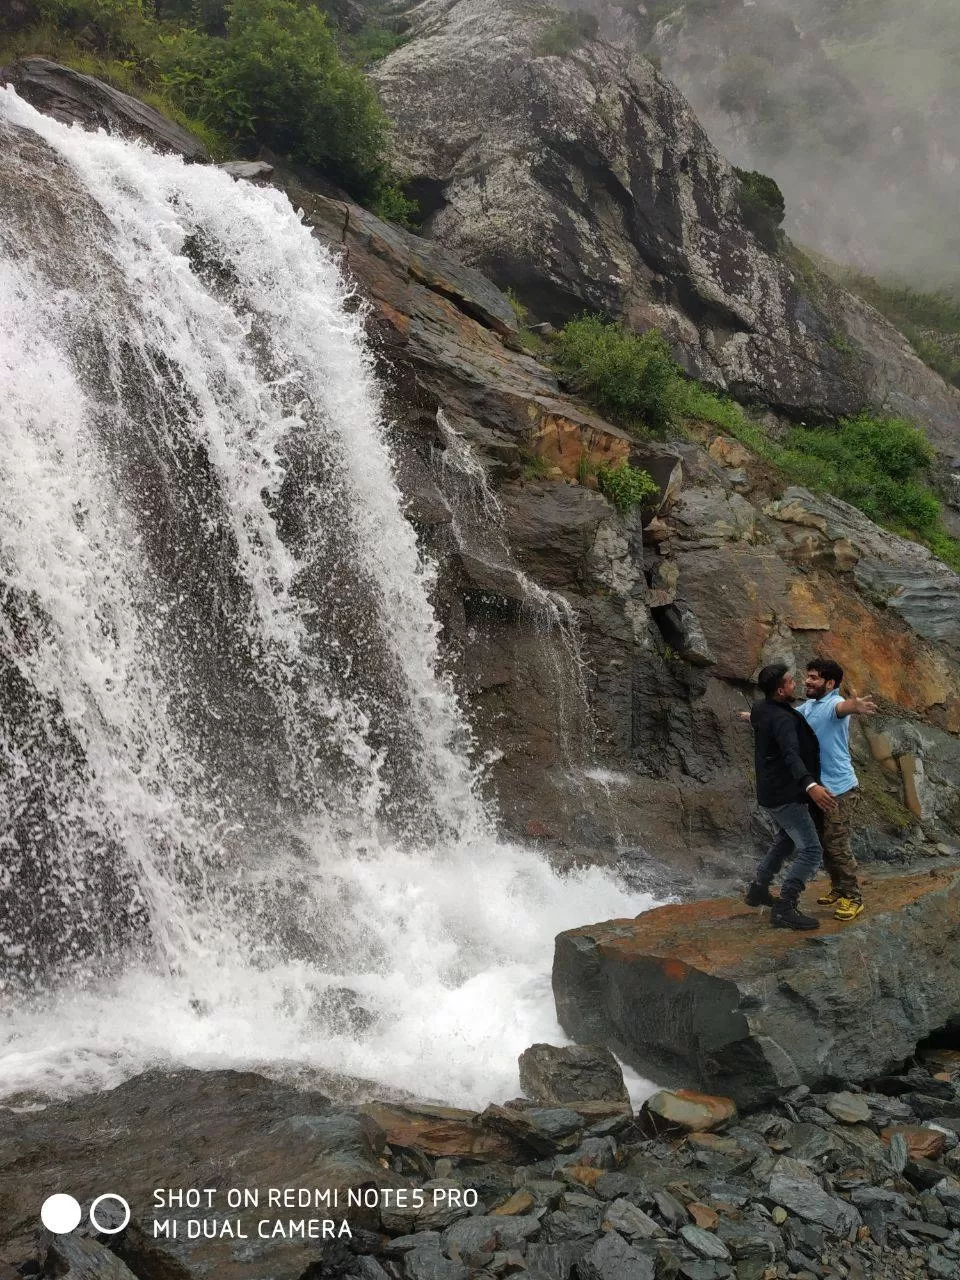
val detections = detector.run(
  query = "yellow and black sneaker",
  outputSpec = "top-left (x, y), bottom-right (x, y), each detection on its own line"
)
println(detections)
top-left (817, 885), bottom-right (842, 905)
top-left (834, 897), bottom-right (865, 921)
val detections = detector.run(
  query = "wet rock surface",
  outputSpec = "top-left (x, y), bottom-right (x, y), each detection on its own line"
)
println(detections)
top-left (0, 57), bottom-right (209, 160)
top-left (4, 1052), bottom-right (960, 1279)
top-left (554, 867), bottom-right (960, 1107)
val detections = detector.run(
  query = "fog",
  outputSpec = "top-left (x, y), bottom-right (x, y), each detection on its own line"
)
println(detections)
top-left (552, 0), bottom-right (960, 292)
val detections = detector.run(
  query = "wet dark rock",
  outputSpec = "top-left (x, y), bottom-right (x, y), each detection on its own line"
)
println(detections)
top-left (519, 1044), bottom-right (629, 1107)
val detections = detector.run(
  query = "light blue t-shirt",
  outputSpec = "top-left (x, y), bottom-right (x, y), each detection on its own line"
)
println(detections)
top-left (797, 690), bottom-right (858, 796)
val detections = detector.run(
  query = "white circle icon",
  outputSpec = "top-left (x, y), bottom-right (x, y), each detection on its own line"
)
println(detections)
top-left (89, 1193), bottom-right (131, 1234)
top-left (40, 1194), bottom-right (82, 1234)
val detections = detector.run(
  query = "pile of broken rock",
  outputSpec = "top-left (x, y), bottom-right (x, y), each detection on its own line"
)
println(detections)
top-left (10, 1043), bottom-right (960, 1280)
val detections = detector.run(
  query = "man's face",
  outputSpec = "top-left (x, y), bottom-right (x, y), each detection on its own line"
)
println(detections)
top-left (805, 669), bottom-right (832, 700)
top-left (778, 671), bottom-right (797, 700)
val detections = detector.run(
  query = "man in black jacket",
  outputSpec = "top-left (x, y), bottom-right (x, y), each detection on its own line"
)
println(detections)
top-left (745, 663), bottom-right (837, 930)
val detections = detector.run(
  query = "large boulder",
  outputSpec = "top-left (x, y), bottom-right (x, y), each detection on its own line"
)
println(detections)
top-left (371, 0), bottom-right (960, 446)
top-left (553, 866), bottom-right (960, 1108)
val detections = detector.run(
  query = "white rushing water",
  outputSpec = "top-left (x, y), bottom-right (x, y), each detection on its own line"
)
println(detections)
top-left (0, 89), bottom-right (659, 1108)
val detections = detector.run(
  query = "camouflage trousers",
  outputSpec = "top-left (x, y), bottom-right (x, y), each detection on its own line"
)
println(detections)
top-left (815, 786), bottom-right (862, 899)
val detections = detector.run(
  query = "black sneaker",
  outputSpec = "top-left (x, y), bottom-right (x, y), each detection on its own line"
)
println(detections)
top-left (771, 899), bottom-right (820, 931)
top-left (744, 881), bottom-right (775, 907)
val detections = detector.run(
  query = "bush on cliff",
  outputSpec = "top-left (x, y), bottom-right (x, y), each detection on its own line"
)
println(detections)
top-left (10, 0), bottom-right (396, 201)
top-left (158, 0), bottom-right (384, 191)
top-left (550, 313), bottom-right (960, 569)
top-left (552, 317), bottom-right (679, 434)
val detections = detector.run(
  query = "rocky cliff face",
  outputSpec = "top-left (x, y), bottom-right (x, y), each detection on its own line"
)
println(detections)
top-left (370, 0), bottom-right (960, 454)
top-left (5, 50), bottom-right (960, 891)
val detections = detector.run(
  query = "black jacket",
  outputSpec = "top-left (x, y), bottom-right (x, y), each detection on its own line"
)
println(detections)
top-left (750, 697), bottom-right (821, 808)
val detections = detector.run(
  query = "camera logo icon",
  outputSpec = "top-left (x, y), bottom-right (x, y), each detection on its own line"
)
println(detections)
top-left (41, 1193), bottom-right (131, 1234)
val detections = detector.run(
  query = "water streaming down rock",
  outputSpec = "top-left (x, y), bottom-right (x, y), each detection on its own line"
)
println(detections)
top-left (435, 412), bottom-right (595, 779)
top-left (0, 89), bottom-right (652, 1105)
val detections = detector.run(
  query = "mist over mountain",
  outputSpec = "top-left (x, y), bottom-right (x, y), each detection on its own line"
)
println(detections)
top-left (554, 0), bottom-right (960, 293)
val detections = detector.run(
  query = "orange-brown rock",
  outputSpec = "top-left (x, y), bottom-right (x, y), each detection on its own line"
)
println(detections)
top-left (688, 1203), bottom-right (720, 1230)
top-left (553, 867), bottom-right (960, 1108)
top-left (360, 1102), bottom-right (523, 1159)
top-left (881, 1125), bottom-right (948, 1162)
top-left (641, 1088), bottom-right (736, 1134)
top-left (490, 1190), bottom-right (535, 1216)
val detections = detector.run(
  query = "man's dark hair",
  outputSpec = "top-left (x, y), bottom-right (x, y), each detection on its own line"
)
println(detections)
top-left (757, 662), bottom-right (790, 697)
top-left (807, 657), bottom-right (844, 688)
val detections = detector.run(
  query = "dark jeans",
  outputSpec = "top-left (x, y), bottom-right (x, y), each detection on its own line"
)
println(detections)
top-left (755, 800), bottom-right (824, 900)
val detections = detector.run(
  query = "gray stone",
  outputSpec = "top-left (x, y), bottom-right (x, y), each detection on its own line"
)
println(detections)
top-left (767, 1157), bottom-right (861, 1234)
top-left (526, 1240), bottom-right (592, 1280)
top-left (824, 1092), bottom-right (872, 1125)
top-left (602, 1198), bottom-right (663, 1240)
top-left (527, 1108), bottom-right (588, 1140)
top-left (43, 1235), bottom-right (140, 1280)
top-left (384, 1232), bottom-right (443, 1256)
top-left (680, 1225), bottom-right (732, 1261)
top-left (654, 1188), bottom-right (689, 1228)
top-left (594, 1172), bottom-right (654, 1206)
top-left (404, 1250), bottom-right (469, 1280)
top-left (575, 1229), bottom-right (656, 1280)
top-left (443, 1214), bottom-right (540, 1258)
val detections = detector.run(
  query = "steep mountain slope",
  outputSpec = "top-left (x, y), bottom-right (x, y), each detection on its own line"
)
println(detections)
top-left (370, 0), bottom-right (960, 459)
top-left (589, 0), bottom-right (960, 292)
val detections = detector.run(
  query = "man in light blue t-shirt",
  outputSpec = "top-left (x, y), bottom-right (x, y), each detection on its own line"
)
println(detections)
top-left (797, 658), bottom-right (877, 921)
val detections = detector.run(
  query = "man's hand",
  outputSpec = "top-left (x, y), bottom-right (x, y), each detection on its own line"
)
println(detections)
top-left (808, 783), bottom-right (837, 813)
top-left (838, 688), bottom-right (878, 717)
top-left (738, 710), bottom-right (751, 722)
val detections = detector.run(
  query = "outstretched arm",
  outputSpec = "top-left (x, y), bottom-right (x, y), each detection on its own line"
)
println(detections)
top-left (836, 689), bottom-right (877, 718)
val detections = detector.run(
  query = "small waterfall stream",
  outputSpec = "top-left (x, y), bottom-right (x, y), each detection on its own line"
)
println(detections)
top-left (0, 88), bottom-right (656, 1107)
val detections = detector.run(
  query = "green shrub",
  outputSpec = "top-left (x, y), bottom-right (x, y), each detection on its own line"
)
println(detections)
top-left (535, 10), bottom-right (599, 57)
top-left (342, 19), bottom-right (406, 67)
top-left (371, 180), bottom-right (420, 228)
top-left (159, 0), bottom-right (386, 191)
top-left (552, 316), bottom-right (679, 434)
top-left (596, 462), bottom-right (659, 514)
top-left (784, 414), bottom-right (940, 534)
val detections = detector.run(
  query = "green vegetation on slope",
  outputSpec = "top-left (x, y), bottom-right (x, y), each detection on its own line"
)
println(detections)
top-left (548, 314), bottom-right (960, 570)
top-left (3, 0), bottom-right (409, 208)
top-left (825, 265), bottom-right (960, 388)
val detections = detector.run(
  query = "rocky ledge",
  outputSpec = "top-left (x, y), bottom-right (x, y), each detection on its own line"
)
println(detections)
top-left (553, 867), bottom-right (960, 1109)
top-left (3, 1045), bottom-right (960, 1280)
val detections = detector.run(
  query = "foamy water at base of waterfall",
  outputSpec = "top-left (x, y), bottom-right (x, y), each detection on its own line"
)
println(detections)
top-left (0, 87), bottom-right (662, 1110)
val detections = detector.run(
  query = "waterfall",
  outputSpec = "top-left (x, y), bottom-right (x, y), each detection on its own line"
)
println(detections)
top-left (0, 88), bottom-right (654, 1107)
